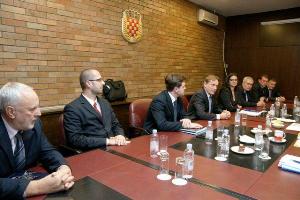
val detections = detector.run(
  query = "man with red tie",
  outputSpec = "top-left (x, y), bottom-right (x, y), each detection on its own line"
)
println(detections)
top-left (63, 69), bottom-right (126, 150)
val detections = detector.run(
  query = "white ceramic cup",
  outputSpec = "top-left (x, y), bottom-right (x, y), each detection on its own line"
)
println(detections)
top-left (274, 130), bottom-right (286, 142)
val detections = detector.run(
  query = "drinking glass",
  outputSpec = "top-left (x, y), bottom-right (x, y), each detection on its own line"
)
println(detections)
top-left (172, 157), bottom-right (187, 186)
top-left (159, 135), bottom-right (168, 153)
top-left (241, 114), bottom-right (247, 127)
top-left (214, 136), bottom-right (227, 161)
top-left (259, 137), bottom-right (271, 160)
top-left (215, 125), bottom-right (224, 141)
top-left (157, 151), bottom-right (171, 180)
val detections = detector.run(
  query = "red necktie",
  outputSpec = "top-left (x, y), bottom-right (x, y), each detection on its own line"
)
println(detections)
top-left (93, 102), bottom-right (102, 116)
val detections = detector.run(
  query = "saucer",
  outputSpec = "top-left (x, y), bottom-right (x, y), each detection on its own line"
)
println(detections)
top-left (239, 135), bottom-right (255, 144)
top-left (250, 128), bottom-right (271, 134)
top-left (230, 146), bottom-right (255, 155)
top-left (269, 136), bottom-right (287, 144)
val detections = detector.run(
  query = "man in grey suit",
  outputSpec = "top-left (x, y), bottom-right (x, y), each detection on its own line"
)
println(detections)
top-left (64, 69), bottom-right (126, 150)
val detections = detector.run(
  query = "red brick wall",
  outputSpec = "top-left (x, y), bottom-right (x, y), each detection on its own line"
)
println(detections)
top-left (0, 0), bottom-right (225, 107)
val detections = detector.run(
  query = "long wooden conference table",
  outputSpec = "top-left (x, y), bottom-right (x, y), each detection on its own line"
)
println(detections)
top-left (31, 110), bottom-right (300, 200)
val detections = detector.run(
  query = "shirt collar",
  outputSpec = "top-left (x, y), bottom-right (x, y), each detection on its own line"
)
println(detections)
top-left (1, 115), bottom-right (18, 141)
top-left (82, 93), bottom-right (98, 106)
top-left (168, 92), bottom-right (177, 104)
top-left (205, 91), bottom-right (212, 99)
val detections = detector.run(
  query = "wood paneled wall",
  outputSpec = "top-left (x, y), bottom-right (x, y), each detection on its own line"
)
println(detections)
top-left (225, 7), bottom-right (300, 100)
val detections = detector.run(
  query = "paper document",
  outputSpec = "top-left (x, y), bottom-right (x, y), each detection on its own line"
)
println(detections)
top-left (286, 123), bottom-right (300, 131)
top-left (239, 110), bottom-right (266, 117)
top-left (180, 127), bottom-right (207, 136)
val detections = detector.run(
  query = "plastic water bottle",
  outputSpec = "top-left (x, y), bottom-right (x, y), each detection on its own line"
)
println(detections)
top-left (265, 114), bottom-right (271, 133)
top-left (281, 104), bottom-right (287, 118)
top-left (255, 125), bottom-right (264, 151)
top-left (234, 108), bottom-right (241, 126)
top-left (150, 129), bottom-right (159, 158)
top-left (269, 104), bottom-right (275, 118)
top-left (223, 129), bottom-right (230, 158)
top-left (275, 98), bottom-right (281, 118)
top-left (205, 121), bottom-right (213, 144)
top-left (294, 96), bottom-right (298, 108)
top-left (183, 143), bottom-right (194, 179)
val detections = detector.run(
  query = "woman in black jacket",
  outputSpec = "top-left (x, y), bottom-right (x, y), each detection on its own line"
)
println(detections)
top-left (219, 73), bottom-right (241, 112)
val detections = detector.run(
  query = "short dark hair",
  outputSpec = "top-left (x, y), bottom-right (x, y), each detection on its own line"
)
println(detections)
top-left (259, 74), bottom-right (269, 80)
top-left (165, 74), bottom-right (186, 91)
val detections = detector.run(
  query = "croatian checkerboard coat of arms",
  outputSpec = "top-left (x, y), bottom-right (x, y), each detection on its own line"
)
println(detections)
top-left (122, 9), bottom-right (143, 43)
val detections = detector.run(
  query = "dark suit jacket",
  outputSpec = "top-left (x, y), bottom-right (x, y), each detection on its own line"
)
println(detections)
top-left (143, 90), bottom-right (187, 132)
top-left (252, 82), bottom-right (268, 102)
top-left (187, 89), bottom-right (222, 120)
top-left (64, 95), bottom-right (124, 150)
top-left (263, 87), bottom-right (282, 102)
top-left (236, 85), bottom-right (257, 107)
top-left (218, 86), bottom-right (238, 112)
top-left (0, 118), bottom-right (66, 200)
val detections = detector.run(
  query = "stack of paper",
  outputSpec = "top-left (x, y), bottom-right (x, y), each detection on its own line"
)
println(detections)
top-left (180, 127), bottom-right (207, 136)
top-left (239, 110), bottom-right (266, 117)
top-left (278, 154), bottom-right (300, 174)
top-left (286, 123), bottom-right (300, 131)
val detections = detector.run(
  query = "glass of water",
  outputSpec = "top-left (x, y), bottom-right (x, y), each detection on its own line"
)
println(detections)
top-left (172, 157), bottom-right (187, 186)
top-left (214, 136), bottom-right (227, 162)
top-left (255, 132), bottom-right (264, 151)
top-left (215, 125), bottom-right (224, 141)
top-left (259, 137), bottom-right (271, 160)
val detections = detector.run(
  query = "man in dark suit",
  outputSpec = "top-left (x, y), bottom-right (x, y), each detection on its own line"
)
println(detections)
top-left (143, 74), bottom-right (201, 133)
top-left (0, 82), bottom-right (74, 200)
top-left (264, 78), bottom-right (285, 102)
top-left (236, 76), bottom-right (265, 107)
top-left (64, 69), bottom-right (126, 150)
top-left (252, 74), bottom-right (269, 102)
top-left (188, 75), bottom-right (231, 120)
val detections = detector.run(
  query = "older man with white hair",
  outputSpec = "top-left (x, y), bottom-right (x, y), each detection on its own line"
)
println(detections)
top-left (0, 82), bottom-right (74, 199)
top-left (236, 76), bottom-right (265, 107)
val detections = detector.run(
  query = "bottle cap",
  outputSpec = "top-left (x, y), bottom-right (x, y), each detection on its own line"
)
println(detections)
top-left (208, 121), bottom-right (212, 126)
top-left (187, 143), bottom-right (192, 150)
top-left (152, 129), bottom-right (157, 135)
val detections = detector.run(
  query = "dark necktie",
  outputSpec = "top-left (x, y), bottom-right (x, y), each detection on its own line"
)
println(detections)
top-left (208, 96), bottom-right (212, 113)
top-left (269, 89), bottom-right (272, 98)
top-left (173, 100), bottom-right (177, 122)
top-left (14, 131), bottom-right (25, 171)
top-left (245, 92), bottom-right (248, 102)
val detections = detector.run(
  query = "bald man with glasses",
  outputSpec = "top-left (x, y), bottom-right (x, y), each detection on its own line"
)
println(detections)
top-left (63, 69), bottom-right (126, 151)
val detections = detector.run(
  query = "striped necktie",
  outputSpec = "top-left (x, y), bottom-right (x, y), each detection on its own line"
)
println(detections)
top-left (14, 131), bottom-right (25, 171)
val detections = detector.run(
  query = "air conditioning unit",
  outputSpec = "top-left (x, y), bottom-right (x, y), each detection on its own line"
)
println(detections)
top-left (198, 9), bottom-right (218, 26)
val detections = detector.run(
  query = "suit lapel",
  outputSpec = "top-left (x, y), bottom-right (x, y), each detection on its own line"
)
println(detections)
top-left (0, 117), bottom-right (15, 168)
top-left (80, 95), bottom-right (103, 124)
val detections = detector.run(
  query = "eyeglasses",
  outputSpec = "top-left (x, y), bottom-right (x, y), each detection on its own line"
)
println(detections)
top-left (89, 78), bottom-right (103, 82)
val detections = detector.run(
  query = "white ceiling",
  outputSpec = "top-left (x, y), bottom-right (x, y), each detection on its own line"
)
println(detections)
top-left (188, 0), bottom-right (300, 16)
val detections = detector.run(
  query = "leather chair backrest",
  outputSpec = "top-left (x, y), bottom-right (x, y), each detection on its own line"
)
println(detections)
top-left (58, 113), bottom-right (66, 146)
top-left (129, 99), bottom-right (152, 128)
top-left (181, 95), bottom-right (189, 112)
